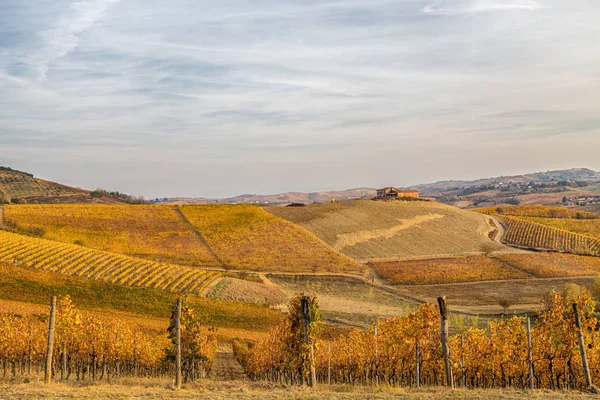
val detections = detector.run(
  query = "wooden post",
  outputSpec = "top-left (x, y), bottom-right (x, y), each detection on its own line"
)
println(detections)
top-left (175, 298), bottom-right (182, 389)
top-left (573, 303), bottom-right (593, 390)
top-left (415, 342), bottom-right (420, 388)
top-left (44, 296), bottom-right (56, 384)
top-left (301, 295), bottom-right (316, 387)
top-left (437, 296), bottom-right (454, 389)
top-left (526, 317), bottom-right (534, 390)
top-left (328, 342), bottom-right (331, 385)
top-left (374, 324), bottom-right (379, 386)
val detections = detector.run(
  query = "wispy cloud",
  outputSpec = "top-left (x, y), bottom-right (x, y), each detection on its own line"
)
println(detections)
top-left (423, 0), bottom-right (543, 15)
top-left (21, 0), bottom-right (121, 80)
top-left (0, 0), bottom-right (599, 197)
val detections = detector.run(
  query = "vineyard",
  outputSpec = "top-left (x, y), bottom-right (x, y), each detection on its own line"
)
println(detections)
top-left (0, 296), bottom-right (217, 383)
top-left (371, 256), bottom-right (530, 285)
top-left (0, 230), bottom-right (221, 295)
top-left (234, 291), bottom-right (600, 391)
top-left (497, 253), bottom-right (600, 278)
top-left (499, 216), bottom-right (600, 256)
top-left (519, 217), bottom-right (600, 241)
top-left (268, 200), bottom-right (505, 262)
top-left (479, 205), bottom-right (599, 219)
top-left (179, 205), bottom-right (362, 273)
top-left (0, 169), bottom-right (84, 201)
top-left (4, 204), bottom-right (222, 268)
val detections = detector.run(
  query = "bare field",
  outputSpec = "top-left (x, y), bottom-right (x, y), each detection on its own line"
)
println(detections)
top-left (206, 277), bottom-right (287, 305)
top-left (268, 200), bottom-right (509, 262)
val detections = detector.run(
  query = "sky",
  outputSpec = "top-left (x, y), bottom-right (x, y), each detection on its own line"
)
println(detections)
top-left (1, 0), bottom-right (599, 198)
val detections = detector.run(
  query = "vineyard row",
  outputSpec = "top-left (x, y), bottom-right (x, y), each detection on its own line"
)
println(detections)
top-left (0, 230), bottom-right (220, 295)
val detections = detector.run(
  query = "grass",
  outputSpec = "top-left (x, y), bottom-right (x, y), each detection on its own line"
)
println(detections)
top-left (497, 252), bottom-right (600, 278)
top-left (0, 229), bottom-right (221, 295)
top-left (4, 204), bottom-right (220, 267)
top-left (180, 204), bottom-right (362, 273)
top-left (1, 380), bottom-right (597, 399)
top-left (371, 256), bottom-right (530, 285)
top-left (0, 261), bottom-right (283, 335)
top-left (268, 200), bottom-right (505, 261)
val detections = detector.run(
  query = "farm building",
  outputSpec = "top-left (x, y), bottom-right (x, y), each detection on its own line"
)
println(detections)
top-left (376, 187), bottom-right (420, 199)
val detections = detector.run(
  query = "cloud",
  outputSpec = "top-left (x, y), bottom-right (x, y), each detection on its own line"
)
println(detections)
top-left (22, 0), bottom-right (121, 80)
top-left (423, 0), bottom-right (543, 15)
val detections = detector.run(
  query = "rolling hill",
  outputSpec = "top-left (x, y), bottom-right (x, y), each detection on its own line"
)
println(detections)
top-left (267, 199), bottom-right (510, 262)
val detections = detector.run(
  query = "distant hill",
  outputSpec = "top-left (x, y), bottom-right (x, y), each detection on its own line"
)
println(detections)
top-left (0, 166), bottom-right (143, 204)
top-left (153, 187), bottom-right (377, 206)
top-left (404, 168), bottom-right (600, 209)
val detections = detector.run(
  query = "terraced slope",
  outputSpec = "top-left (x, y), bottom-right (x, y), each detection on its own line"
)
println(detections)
top-left (4, 204), bottom-right (221, 267)
top-left (500, 216), bottom-right (600, 256)
top-left (268, 200), bottom-right (505, 262)
top-left (179, 205), bottom-right (363, 273)
top-left (0, 230), bottom-right (220, 295)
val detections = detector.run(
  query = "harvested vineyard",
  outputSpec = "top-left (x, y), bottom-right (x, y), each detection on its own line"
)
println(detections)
top-left (371, 256), bottom-right (530, 285)
top-left (0, 230), bottom-right (221, 295)
top-left (499, 216), bottom-right (600, 256)
top-left (497, 252), bottom-right (600, 277)
top-left (4, 204), bottom-right (222, 267)
top-left (179, 205), bottom-right (362, 273)
top-left (268, 200), bottom-right (506, 262)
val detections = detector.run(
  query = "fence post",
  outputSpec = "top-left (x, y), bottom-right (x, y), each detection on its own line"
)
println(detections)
top-left (301, 295), bottom-right (316, 387)
top-left (175, 298), bottom-right (182, 389)
top-left (328, 342), bottom-right (331, 385)
top-left (374, 323), bottom-right (379, 386)
top-left (415, 341), bottom-right (420, 388)
top-left (437, 296), bottom-right (454, 389)
top-left (44, 296), bottom-right (56, 384)
top-left (573, 303), bottom-right (596, 392)
top-left (526, 317), bottom-right (534, 390)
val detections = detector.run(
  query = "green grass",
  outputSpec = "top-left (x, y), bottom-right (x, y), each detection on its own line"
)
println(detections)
top-left (0, 262), bottom-right (283, 332)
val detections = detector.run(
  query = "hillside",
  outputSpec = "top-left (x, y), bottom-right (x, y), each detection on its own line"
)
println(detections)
top-left (0, 166), bottom-right (141, 204)
top-left (3, 203), bottom-right (363, 274)
top-left (267, 199), bottom-right (510, 262)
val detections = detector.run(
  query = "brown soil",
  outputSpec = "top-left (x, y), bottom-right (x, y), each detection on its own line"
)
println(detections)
top-left (206, 278), bottom-right (287, 306)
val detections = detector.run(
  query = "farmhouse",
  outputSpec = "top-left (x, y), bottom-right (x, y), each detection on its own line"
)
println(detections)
top-left (376, 187), bottom-right (420, 199)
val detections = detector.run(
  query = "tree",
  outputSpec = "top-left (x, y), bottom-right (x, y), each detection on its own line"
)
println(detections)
top-left (498, 298), bottom-right (513, 315)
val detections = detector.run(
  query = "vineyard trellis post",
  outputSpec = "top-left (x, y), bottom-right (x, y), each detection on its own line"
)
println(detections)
top-left (415, 341), bottom-right (420, 388)
top-left (301, 295), bottom-right (316, 387)
top-left (572, 303), bottom-right (594, 391)
top-left (374, 323), bottom-right (379, 386)
top-left (44, 296), bottom-right (56, 384)
top-left (526, 316), bottom-right (534, 390)
top-left (328, 342), bottom-right (331, 385)
top-left (175, 297), bottom-right (182, 389)
top-left (437, 296), bottom-right (454, 389)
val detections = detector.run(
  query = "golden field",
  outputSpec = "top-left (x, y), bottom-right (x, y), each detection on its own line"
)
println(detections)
top-left (496, 252), bottom-right (600, 278)
top-left (180, 204), bottom-right (362, 273)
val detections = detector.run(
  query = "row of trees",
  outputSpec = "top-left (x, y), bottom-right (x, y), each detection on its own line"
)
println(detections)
top-left (234, 290), bottom-right (600, 391)
top-left (0, 296), bottom-right (217, 383)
